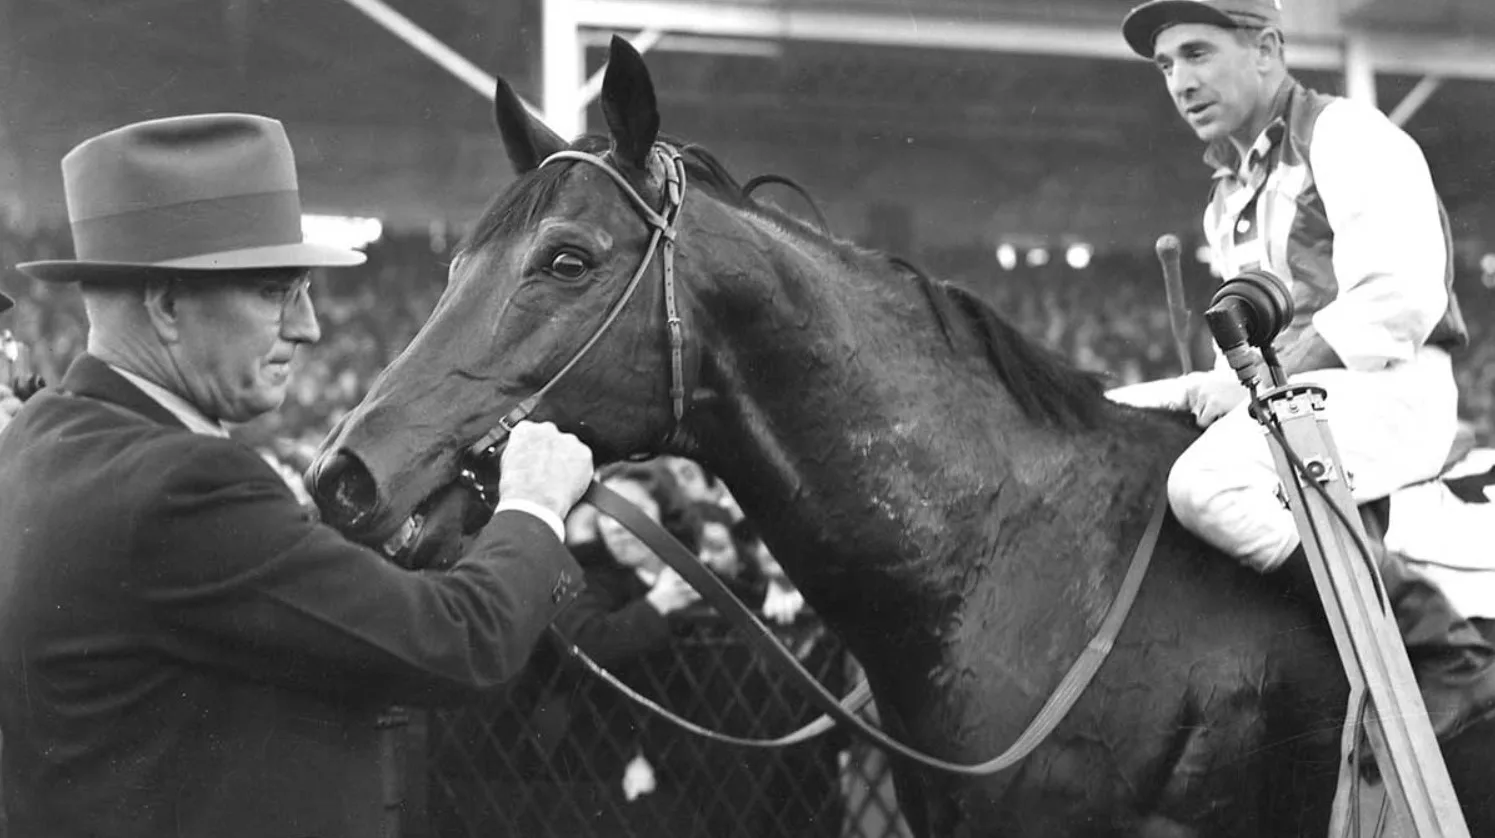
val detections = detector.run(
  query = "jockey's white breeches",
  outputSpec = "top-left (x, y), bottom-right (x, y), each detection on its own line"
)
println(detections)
top-left (1166, 347), bottom-right (1458, 572)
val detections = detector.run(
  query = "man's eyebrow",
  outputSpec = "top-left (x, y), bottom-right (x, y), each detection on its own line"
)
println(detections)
top-left (1154, 37), bottom-right (1215, 62)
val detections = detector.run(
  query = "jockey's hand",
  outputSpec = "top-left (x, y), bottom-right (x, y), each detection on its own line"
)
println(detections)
top-left (1105, 377), bottom-right (1191, 411)
top-left (0, 384), bottom-right (22, 433)
top-left (497, 421), bottom-right (594, 521)
top-left (1185, 371), bottom-right (1250, 428)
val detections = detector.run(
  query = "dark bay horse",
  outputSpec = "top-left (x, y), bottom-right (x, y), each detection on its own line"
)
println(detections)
top-left (309, 38), bottom-right (1494, 837)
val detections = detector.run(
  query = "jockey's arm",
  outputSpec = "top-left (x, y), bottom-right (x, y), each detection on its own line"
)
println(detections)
top-left (1302, 100), bottom-right (1449, 373)
top-left (1274, 323), bottom-right (1344, 377)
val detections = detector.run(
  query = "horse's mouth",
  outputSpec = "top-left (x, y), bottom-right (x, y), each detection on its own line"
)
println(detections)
top-left (376, 478), bottom-right (494, 570)
top-left (311, 445), bottom-right (499, 570)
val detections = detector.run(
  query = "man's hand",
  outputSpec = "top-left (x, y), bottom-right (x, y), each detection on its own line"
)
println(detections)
top-left (0, 385), bottom-right (21, 433)
top-left (645, 567), bottom-right (701, 615)
top-left (496, 421), bottom-right (594, 522)
top-left (1184, 371), bottom-right (1249, 428)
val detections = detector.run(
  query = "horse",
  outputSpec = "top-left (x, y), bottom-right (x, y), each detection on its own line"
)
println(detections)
top-left (308, 37), bottom-right (1495, 837)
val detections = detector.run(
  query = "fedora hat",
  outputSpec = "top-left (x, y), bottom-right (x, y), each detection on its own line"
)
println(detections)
top-left (1122, 0), bottom-right (1283, 57)
top-left (17, 113), bottom-right (366, 283)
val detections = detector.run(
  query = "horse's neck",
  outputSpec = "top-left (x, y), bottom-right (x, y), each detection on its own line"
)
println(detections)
top-left (683, 208), bottom-right (1161, 644)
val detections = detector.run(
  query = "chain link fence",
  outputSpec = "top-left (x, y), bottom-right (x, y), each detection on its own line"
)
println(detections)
top-left (401, 613), bottom-right (913, 838)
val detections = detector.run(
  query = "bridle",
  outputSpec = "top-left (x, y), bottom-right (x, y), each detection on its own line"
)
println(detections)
top-left (449, 140), bottom-right (1170, 775)
top-left (460, 142), bottom-right (695, 478)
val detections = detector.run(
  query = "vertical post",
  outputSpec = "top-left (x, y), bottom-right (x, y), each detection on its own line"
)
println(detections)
top-left (543, 0), bottom-right (585, 139)
top-left (1343, 34), bottom-right (1377, 108)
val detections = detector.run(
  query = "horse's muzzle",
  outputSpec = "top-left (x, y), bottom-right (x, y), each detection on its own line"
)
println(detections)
top-left (308, 450), bottom-right (380, 536)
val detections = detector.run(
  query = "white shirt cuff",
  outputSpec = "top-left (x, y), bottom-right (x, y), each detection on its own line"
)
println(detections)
top-left (493, 499), bottom-right (566, 542)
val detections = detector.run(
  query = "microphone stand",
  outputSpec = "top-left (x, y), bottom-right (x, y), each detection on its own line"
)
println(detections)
top-left (1206, 290), bottom-right (1467, 837)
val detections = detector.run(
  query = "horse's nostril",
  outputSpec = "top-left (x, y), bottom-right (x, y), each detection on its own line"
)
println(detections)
top-left (311, 451), bottom-right (378, 533)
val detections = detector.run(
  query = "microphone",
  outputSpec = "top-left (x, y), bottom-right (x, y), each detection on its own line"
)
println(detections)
top-left (1204, 297), bottom-right (1263, 389)
top-left (1204, 270), bottom-right (1293, 389)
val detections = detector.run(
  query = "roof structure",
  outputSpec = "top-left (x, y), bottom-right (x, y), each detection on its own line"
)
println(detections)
top-left (4, 0), bottom-right (1494, 250)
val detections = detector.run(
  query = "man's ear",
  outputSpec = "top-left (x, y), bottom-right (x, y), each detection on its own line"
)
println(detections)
top-left (1256, 28), bottom-right (1284, 67)
top-left (141, 278), bottom-right (182, 343)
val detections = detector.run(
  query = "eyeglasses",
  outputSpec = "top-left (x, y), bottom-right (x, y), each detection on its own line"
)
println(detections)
top-left (259, 274), bottom-right (313, 321)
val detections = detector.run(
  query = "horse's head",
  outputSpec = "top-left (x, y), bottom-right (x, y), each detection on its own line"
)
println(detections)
top-left (309, 37), bottom-right (706, 559)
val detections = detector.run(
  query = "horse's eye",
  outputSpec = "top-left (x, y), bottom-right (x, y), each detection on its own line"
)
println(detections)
top-left (549, 251), bottom-right (590, 280)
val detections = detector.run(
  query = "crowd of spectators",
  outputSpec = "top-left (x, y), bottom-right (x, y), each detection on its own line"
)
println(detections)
top-left (5, 218), bottom-right (1493, 446)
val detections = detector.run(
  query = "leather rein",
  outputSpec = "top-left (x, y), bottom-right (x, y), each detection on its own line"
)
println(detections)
top-left (457, 141), bottom-right (1169, 774)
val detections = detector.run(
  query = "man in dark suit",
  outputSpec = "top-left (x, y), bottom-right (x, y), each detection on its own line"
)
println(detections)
top-left (0, 291), bottom-right (20, 431)
top-left (0, 113), bottom-right (594, 838)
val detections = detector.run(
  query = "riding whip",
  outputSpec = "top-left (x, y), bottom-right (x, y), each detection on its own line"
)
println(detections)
top-left (1155, 234), bottom-right (1193, 374)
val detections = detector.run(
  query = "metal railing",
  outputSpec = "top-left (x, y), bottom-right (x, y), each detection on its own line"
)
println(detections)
top-left (406, 613), bottom-right (912, 838)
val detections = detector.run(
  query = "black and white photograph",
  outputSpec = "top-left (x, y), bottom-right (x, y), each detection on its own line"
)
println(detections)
top-left (2, 1), bottom-right (1494, 835)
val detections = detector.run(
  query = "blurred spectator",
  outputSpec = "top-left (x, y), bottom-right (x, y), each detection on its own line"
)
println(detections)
top-left (695, 500), bottom-right (745, 579)
top-left (537, 461), bottom-right (704, 814)
top-left (662, 455), bottom-right (722, 504)
top-left (733, 516), bottom-right (808, 626)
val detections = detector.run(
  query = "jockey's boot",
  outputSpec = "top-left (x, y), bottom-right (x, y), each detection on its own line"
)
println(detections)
top-left (1276, 545), bottom-right (1495, 742)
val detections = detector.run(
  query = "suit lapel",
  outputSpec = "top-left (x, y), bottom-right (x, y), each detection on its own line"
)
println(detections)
top-left (59, 354), bottom-right (188, 430)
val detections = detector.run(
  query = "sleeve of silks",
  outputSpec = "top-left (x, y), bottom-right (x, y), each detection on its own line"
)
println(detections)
top-left (136, 436), bottom-right (586, 706)
top-left (1105, 375), bottom-right (1194, 411)
top-left (1308, 99), bottom-right (1450, 371)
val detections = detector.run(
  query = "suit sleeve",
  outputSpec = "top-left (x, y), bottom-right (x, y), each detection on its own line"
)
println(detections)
top-left (133, 436), bottom-right (585, 705)
top-left (549, 569), bottom-right (673, 668)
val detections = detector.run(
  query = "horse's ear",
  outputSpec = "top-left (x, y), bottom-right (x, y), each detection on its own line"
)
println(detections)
top-left (492, 75), bottom-right (568, 174)
top-left (600, 35), bottom-right (660, 171)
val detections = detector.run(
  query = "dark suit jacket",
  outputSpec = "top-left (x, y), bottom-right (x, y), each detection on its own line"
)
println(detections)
top-left (0, 354), bottom-right (584, 838)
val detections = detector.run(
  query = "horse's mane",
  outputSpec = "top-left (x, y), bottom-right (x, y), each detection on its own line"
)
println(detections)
top-left (894, 258), bottom-right (1108, 431)
top-left (466, 134), bottom-right (1109, 431)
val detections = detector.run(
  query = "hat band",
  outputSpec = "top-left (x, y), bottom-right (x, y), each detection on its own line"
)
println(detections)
top-left (70, 190), bottom-right (303, 264)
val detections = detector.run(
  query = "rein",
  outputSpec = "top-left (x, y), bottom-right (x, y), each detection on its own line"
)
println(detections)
top-left (459, 141), bottom-right (1170, 774)
top-left (578, 479), bottom-right (1168, 774)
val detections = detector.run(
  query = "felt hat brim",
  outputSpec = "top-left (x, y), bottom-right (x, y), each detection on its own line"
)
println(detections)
top-left (16, 240), bottom-right (366, 283)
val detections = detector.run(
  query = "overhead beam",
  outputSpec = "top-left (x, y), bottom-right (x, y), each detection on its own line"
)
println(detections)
top-left (1358, 32), bottom-right (1495, 82)
top-left (341, 0), bottom-right (520, 108)
top-left (577, 30), bottom-right (784, 58)
top-left (1387, 76), bottom-right (1444, 127)
top-left (570, 0), bottom-right (1345, 70)
top-left (570, 0), bottom-right (1495, 82)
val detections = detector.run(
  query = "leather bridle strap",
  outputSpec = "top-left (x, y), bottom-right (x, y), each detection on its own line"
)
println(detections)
top-left (571, 480), bottom-right (1170, 775)
top-left (467, 144), bottom-right (692, 460)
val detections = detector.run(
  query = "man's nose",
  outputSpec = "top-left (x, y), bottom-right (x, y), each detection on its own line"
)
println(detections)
top-left (281, 287), bottom-right (322, 344)
top-left (1167, 64), bottom-right (1198, 99)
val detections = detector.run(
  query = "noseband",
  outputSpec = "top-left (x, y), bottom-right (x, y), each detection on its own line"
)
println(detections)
top-left (459, 143), bottom-right (693, 490)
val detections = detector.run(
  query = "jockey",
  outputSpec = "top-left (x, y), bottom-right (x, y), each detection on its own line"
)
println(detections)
top-left (1114, 0), bottom-right (1495, 739)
